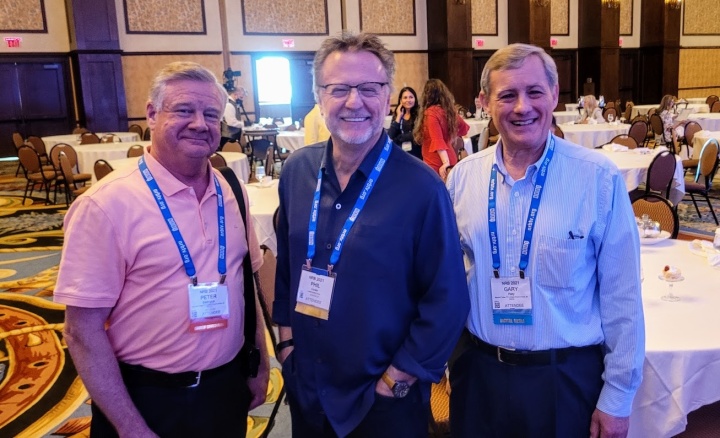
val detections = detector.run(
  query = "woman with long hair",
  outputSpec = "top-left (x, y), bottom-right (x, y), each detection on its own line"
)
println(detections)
top-left (414, 79), bottom-right (469, 179)
top-left (656, 94), bottom-right (683, 145)
top-left (579, 95), bottom-right (605, 124)
top-left (387, 86), bottom-right (421, 159)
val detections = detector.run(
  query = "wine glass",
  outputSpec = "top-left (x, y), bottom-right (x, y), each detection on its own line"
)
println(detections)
top-left (608, 114), bottom-right (615, 124)
top-left (658, 273), bottom-right (683, 302)
top-left (255, 164), bottom-right (265, 184)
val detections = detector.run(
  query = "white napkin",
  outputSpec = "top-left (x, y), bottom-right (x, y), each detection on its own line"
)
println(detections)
top-left (602, 143), bottom-right (628, 152)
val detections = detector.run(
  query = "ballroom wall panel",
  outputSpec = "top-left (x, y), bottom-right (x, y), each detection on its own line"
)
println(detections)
top-left (678, 48), bottom-right (720, 99)
top-left (391, 52), bottom-right (428, 105)
top-left (0, 0), bottom-right (69, 52)
top-left (345, 0), bottom-right (427, 50)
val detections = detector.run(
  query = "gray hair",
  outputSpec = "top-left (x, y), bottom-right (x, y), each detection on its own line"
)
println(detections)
top-left (312, 32), bottom-right (395, 102)
top-left (149, 61), bottom-right (227, 109)
top-left (480, 43), bottom-right (558, 96)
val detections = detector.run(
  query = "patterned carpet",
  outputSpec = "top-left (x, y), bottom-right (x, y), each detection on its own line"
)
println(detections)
top-left (0, 160), bottom-right (285, 437)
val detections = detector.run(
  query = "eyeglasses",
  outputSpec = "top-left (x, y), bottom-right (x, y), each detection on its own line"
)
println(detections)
top-left (318, 82), bottom-right (388, 99)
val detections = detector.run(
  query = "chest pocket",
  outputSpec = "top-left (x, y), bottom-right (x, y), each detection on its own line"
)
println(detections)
top-left (535, 234), bottom-right (589, 289)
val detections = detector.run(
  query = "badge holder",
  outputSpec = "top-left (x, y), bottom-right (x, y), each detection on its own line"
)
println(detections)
top-left (295, 264), bottom-right (336, 320)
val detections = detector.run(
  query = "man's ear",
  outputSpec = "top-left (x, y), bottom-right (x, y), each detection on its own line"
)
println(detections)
top-left (146, 101), bottom-right (157, 130)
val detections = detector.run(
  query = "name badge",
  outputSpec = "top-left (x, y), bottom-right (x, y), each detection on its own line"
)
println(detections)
top-left (490, 276), bottom-right (532, 325)
top-left (401, 141), bottom-right (412, 151)
top-left (295, 266), bottom-right (336, 320)
top-left (188, 282), bottom-right (229, 332)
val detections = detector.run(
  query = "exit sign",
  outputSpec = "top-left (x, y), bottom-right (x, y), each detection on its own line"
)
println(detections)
top-left (474, 38), bottom-right (484, 48)
top-left (4, 37), bottom-right (21, 48)
top-left (282, 39), bottom-right (295, 48)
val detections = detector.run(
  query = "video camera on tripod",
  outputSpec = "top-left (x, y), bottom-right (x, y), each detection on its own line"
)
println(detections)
top-left (222, 68), bottom-right (252, 126)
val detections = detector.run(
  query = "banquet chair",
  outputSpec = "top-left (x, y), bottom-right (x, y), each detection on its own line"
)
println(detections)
top-left (553, 125), bottom-right (564, 139)
top-left (622, 102), bottom-right (634, 122)
top-left (684, 139), bottom-right (719, 225)
top-left (248, 139), bottom-right (273, 175)
top-left (647, 107), bottom-right (657, 117)
top-left (94, 159), bottom-right (114, 181)
top-left (607, 134), bottom-right (638, 149)
top-left (101, 134), bottom-right (121, 143)
top-left (126, 144), bottom-right (144, 158)
top-left (705, 95), bottom-right (719, 107)
top-left (18, 145), bottom-right (58, 205)
top-left (272, 142), bottom-right (290, 173)
top-left (712, 101), bottom-right (720, 113)
top-left (12, 131), bottom-right (25, 175)
top-left (628, 120), bottom-right (649, 148)
top-left (26, 136), bottom-right (51, 164)
top-left (49, 143), bottom-right (92, 187)
top-left (128, 124), bottom-right (143, 137)
top-left (603, 107), bottom-right (618, 122)
top-left (265, 148), bottom-right (275, 178)
top-left (649, 113), bottom-right (664, 148)
top-left (629, 150), bottom-right (676, 202)
top-left (680, 121), bottom-right (702, 158)
top-left (632, 194), bottom-right (679, 239)
top-left (72, 126), bottom-right (89, 134)
top-left (209, 153), bottom-right (227, 169)
top-left (222, 140), bottom-right (243, 153)
top-left (487, 119), bottom-right (500, 147)
top-left (58, 151), bottom-right (89, 205)
top-left (143, 127), bottom-right (151, 141)
top-left (80, 132), bottom-right (100, 144)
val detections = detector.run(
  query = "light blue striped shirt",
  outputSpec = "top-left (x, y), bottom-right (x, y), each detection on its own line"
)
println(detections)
top-left (446, 134), bottom-right (645, 417)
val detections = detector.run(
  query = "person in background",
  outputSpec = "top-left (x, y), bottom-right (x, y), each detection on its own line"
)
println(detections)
top-left (387, 86), bottom-right (421, 159)
top-left (657, 94), bottom-right (684, 145)
top-left (273, 32), bottom-right (469, 437)
top-left (414, 78), bottom-right (470, 180)
top-left (579, 95), bottom-right (605, 124)
top-left (55, 62), bottom-right (269, 437)
top-left (447, 43), bottom-right (645, 438)
top-left (221, 86), bottom-right (246, 148)
top-left (304, 103), bottom-right (331, 145)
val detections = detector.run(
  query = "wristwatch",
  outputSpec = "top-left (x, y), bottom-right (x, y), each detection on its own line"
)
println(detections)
top-left (381, 372), bottom-right (411, 398)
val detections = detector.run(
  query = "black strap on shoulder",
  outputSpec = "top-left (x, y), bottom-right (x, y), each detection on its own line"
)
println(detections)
top-left (218, 166), bottom-right (256, 350)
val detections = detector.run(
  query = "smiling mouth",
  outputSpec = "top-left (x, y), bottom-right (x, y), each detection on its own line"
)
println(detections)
top-left (511, 119), bottom-right (536, 126)
top-left (341, 116), bottom-right (370, 122)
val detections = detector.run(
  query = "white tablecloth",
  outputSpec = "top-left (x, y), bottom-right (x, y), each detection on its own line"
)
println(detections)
top-left (595, 147), bottom-right (685, 205)
top-left (687, 113), bottom-right (720, 132)
top-left (101, 151), bottom-right (249, 185)
top-left (684, 97), bottom-right (707, 105)
top-left (76, 141), bottom-right (149, 175)
top-left (691, 131), bottom-right (720, 160)
top-left (243, 179), bottom-right (280, 255)
top-left (465, 119), bottom-right (489, 138)
top-left (559, 123), bottom-right (630, 148)
top-left (553, 110), bottom-right (581, 124)
top-left (276, 131), bottom-right (305, 152)
top-left (42, 132), bottom-right (141, 149)
top-left (628, 239), bottom-right (720, 438)
top-left (565, 103), bottom-right (579, 112)
top-left (631, 104), bottom-right (709, 119)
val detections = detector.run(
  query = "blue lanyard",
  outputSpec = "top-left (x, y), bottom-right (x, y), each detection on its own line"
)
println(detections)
top-left (488, 136), bottom-right (555, 279)
top-left (306, 138), bottom-right (392, 272)
top-left (139, 156), bottom-right (227, 285)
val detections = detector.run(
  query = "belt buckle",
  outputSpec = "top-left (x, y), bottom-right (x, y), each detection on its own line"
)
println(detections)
top-left (496, 347), bottom-right (516, 366)
top-left (188, 371), bottom-right (202, 388)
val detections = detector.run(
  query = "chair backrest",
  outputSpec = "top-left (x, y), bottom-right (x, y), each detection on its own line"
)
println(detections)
top-left (628, 120), bottom-right (648, 147)
top-left (706, 95), bottom-right (719, 106)
top-left (58, 152), bottom-right (77, 186)
top-left (603, 107), bottom-right (618, 122)
top-left (272, 117), bottom-right (284, 125)
top-left (18, 145), bottom-right (42, 174)
top-left (645, 151), bottom-right (676, 198)
top-left (647, 107), bottom-right (657, 117)
top-left (264, 148), bottom-right (275, 177)
top-left (604, 101), bottom-right (615, 109)
top-left (222, 141), bottom-right (243, 153)
top-left (649, 113), bottom-right (664, 136)
top-left (488, 118), bottom-right (500, 137)
top-left (622, 102), bottom-right (634, 122)
top-left (683, 121), bottom-right (702, 146)
top-left (12, 132), bottom-right (24, 148)
top-left (143, 126), bottom-right (151, 140)
top-left (209, 153), bottom-right (227, 168)
top-left (72, 126), bottom-right (89, 134)
top-left (126, 144), bottom-right (144, 158)
top-left (101, 134), bottom-right (121, 143)
top-left (80, 132), bottom-right (100, 144)
top-left (712, 101), bottom-right (720, 113)
top-left (94, 159), bottom-right (114, 181)
top-left (249, 139), bottom-right (273, 162)
top-left (128, 124), bottom-right (144, 137)
top-left (553, 125), bottom-right (564, 139)
top-left (632, 194), bottom-right (678, 239)
top-left (49, 143), bottom-right (80, 171)
top-left (26, 136), bottom-right (48, 157)
top-left (609, 134), bottom-right (638, 149)
top-left (696, 139), bottom-right (719, 183)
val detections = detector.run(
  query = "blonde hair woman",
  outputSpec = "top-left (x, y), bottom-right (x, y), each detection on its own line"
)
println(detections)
top-left (579, 95), bottom-right (605, 124)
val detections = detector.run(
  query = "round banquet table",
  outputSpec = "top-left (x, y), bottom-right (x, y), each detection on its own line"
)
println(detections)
top-left (594, 146), bottom-right (685, 205)
top-left (558, 122), bottom-right (630, 148)
top-left (276, 131), bottom-right (305, 152)
top-left (100, 151), bottom-right (249, 185)
top-left (76, 141), bottom-right (149, 175)
top-left (464, 119), bottom-right (489, 138)
top-left (631, 103), bottom-right (709, 119)
top-left (628, 239), bottom-right (720, 438)
top-left (243, 179), bottom-right (280, 255)
top-left (687, 113), bottom-right (720, 132)
top-left (42, 132), bottom-right (141, 149)
top-left (691, 130), bottom-right (720, 160)
top-left (553, 110), bottom-right (581, 124)
top-left (565, 103), bottom-right (579, 112)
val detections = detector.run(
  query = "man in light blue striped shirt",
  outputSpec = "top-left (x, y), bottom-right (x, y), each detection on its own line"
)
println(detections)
top-left (446, 44), bottom-right (645, 438)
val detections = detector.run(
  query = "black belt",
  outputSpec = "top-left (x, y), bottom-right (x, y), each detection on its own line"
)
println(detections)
top-left (468, 332), bottom-right (600, 366)
top-left (119, 355), bottom-right (238, 389)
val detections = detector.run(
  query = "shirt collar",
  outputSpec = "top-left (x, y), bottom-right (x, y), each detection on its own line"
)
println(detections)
top-left (320, 131), bottom-right (390, 179)
top-left (494, 132), bottom-right (553, 185)
top-left (143, 152), bottom-right (217, 198)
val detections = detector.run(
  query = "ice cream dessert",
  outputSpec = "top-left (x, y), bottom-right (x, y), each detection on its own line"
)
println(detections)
top-left (662, 265), bottom-right (682, 281)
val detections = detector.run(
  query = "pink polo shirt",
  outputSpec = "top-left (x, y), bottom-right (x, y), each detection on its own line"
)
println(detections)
top-left (55, 153), bottom-right (262, 373)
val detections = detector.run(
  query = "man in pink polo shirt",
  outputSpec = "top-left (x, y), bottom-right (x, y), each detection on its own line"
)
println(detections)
top-left (55, 62), bottom-right (268, 437)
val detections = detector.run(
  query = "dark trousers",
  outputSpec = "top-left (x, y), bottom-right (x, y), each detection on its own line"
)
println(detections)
top-left (90, 362), bottom-right (251, 438)
top-left (449, 332), bottom-right (604, 438)
top-left (287, 383), bottom-right (429, 438)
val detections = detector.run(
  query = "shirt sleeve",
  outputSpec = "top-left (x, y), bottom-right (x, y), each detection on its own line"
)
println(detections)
top-left (594, 171), bottom-right (646, 417)
top-left (224, 102), bottom-right (243, 128)
top-left (272, 175), bottom-right (292, 326)
top-left (425, 109), bottom-right (449, 154)
top-left (457, 115), bottom-right (470, 138)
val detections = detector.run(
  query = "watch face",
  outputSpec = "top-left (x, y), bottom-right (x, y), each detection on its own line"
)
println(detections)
top-left (393, 381), bottom-right (411, 398)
